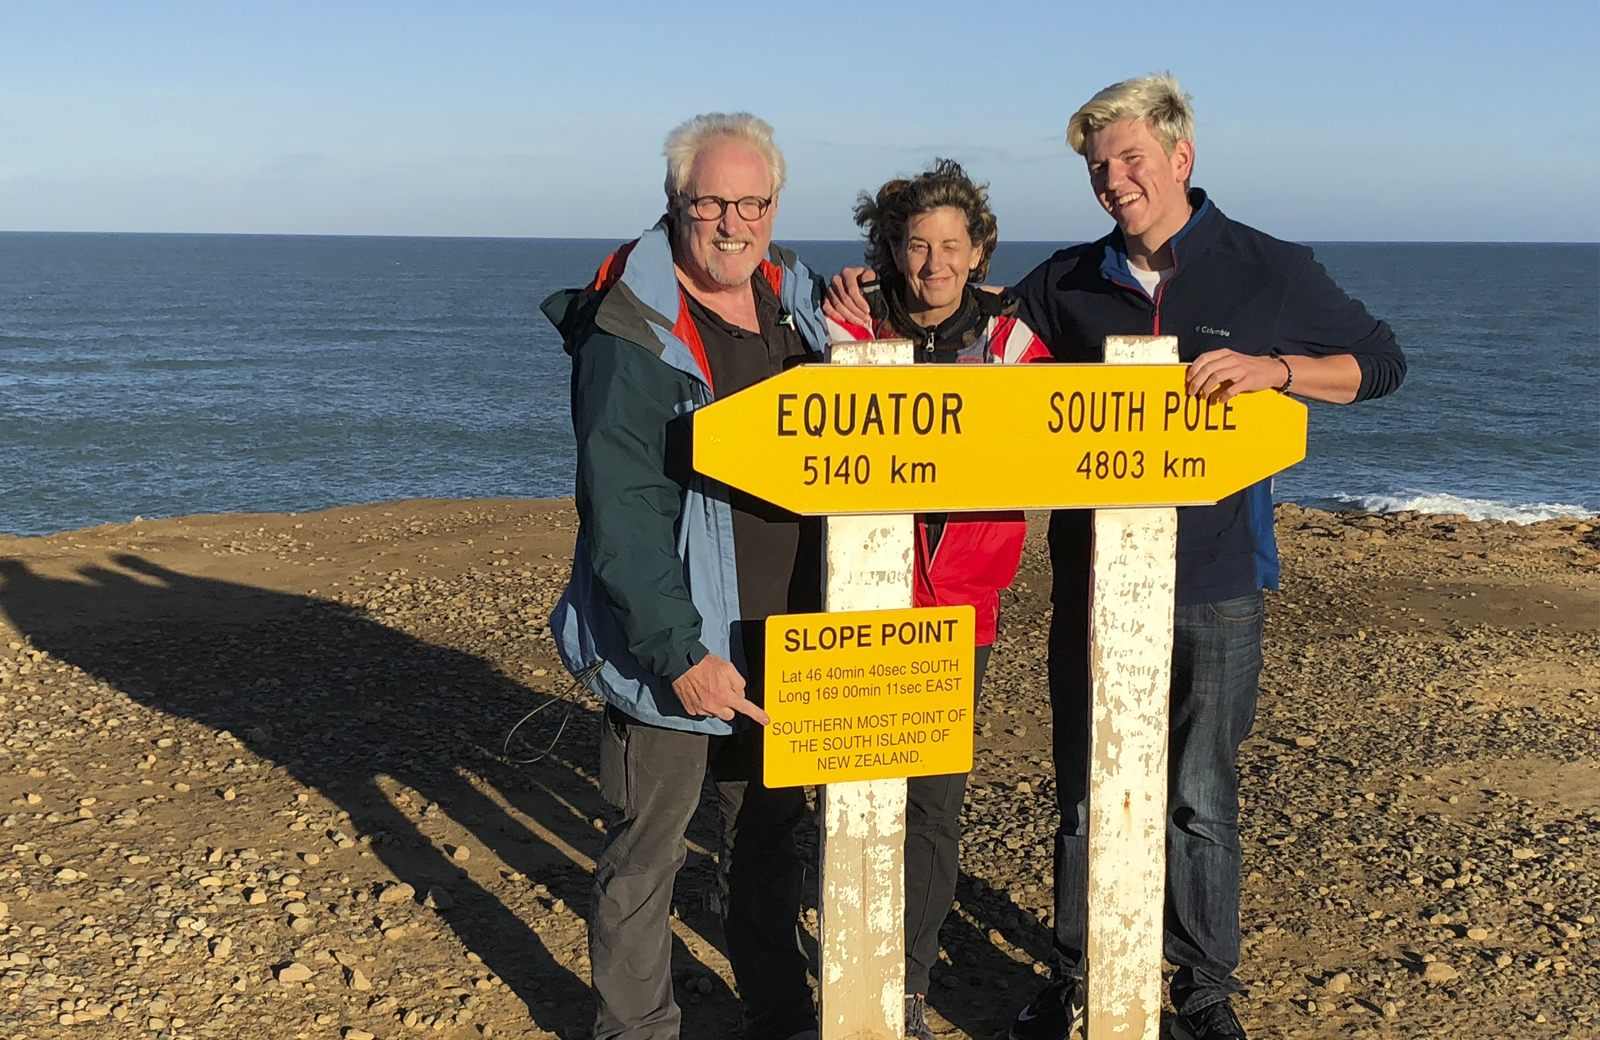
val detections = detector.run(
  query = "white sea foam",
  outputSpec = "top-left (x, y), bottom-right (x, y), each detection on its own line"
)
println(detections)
top-left (1318, 491), bottom-right (1598, 524)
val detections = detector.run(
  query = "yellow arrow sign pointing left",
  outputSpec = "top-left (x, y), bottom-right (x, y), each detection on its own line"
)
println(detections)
top-left (692, 363), bottom-right (1307, 515)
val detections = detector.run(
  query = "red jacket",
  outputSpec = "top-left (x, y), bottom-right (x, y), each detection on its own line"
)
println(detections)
top-left (827, 286), bottom-right (1048, 645)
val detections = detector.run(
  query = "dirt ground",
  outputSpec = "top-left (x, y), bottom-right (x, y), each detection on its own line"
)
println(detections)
top-left (0, 499), bottom-right (1593, 1039)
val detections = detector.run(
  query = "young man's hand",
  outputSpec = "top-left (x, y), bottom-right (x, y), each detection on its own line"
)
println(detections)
top-left (672, 654), bottom-right (769, 725)
top-left (1186, 349), bottom-right (1362, 404)
top-left (1185, 349), bottom-right (1290, 401)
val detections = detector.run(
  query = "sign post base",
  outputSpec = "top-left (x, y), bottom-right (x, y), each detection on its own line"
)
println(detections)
top-left (817, 342), bottom-right (915, 1040)
top-left (1085, 336), bottom-right (1179, 1039)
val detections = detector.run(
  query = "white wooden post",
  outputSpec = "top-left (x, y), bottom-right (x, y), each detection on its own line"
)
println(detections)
top-left (818, 338), bottom-right (914, 1040)
top-left (1085, 335), bottom-right (1179, 1039)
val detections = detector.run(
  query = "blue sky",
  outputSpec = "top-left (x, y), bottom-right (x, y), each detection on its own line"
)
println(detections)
top-left (1, 1), bottom-right (1596, 241)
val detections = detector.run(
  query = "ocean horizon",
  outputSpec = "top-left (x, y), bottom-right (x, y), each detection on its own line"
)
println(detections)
top-left (1, 232), bottom-right (1595, 537)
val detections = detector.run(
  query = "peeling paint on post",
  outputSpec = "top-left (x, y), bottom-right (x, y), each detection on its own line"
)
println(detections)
top-left (819, 339), bottom-right (914, 1040)
top-left (1086, 335), bottom-right (1179, 1039)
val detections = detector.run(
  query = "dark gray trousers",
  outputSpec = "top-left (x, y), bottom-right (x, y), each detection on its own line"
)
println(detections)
top-left (589, 707), bottom-right (814, 1040)
top-left (903, 644), bottom-right (991, 995)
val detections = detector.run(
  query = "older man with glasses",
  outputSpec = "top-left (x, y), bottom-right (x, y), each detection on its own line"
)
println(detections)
top-left (542, 112), bottom-right (831, 1040)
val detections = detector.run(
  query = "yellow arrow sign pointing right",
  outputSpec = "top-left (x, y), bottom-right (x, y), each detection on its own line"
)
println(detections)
top-left (693, 363), bottom-right (1307, 514)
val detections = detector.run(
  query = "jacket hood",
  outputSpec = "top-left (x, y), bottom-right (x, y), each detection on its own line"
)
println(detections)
top-left (541, 218), bottom-right (827, 393)
top-left (866, 276), bottom-right (1016, 360)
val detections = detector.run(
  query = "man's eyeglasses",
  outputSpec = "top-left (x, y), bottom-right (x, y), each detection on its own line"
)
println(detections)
top-left (679, 195), bottom-right (773, 222)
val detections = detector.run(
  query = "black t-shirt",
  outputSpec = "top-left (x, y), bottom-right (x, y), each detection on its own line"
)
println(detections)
top-left (682, 278), bottom-right (821, 690)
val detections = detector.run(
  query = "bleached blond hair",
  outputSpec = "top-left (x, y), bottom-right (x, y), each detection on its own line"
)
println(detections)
top-left (1066, 72), bottom-right (1194, 156)
top-left (663, 112), bottom-right (787, 198)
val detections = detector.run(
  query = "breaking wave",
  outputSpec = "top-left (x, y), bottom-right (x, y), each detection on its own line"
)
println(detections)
top-left (1295, 491), bottom-right (1598, 524)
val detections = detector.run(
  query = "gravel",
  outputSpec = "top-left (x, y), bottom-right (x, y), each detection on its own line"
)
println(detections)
top-left (0, 499), bottom-right (1590, 1038)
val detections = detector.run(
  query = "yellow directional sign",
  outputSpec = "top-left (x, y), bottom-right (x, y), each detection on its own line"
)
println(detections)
top-left (694, 364), bottom-right (1307, 514)
top-left (763, 606), bottom-right (976, 788)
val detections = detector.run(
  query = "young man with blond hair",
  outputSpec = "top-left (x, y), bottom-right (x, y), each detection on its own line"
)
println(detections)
top-left (1005, 72), bottom-right (1406, 1040)
top-left (822, 71), bottom-right (1407, 1040)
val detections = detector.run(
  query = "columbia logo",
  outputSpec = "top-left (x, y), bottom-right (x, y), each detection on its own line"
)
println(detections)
top-left (1197, 325), bottom-right (1230, 337)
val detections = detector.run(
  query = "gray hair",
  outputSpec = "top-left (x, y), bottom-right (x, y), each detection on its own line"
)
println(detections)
top-left (663, 112), bottom-right (787, 198)
top-left (1067, 72), bottom-right (1194, 156)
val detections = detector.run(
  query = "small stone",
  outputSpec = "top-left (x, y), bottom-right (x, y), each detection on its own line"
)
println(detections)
top-left (291, 916), bottom-right (315, 933)
top-left (378, 881), bottom-right (416, 904)
top-left (403, 1009), bottom-right (421, 1027)
top-left (221, 787), bottom-right (236, 801)
top-left (302, 853), bottom-right (321, 866)
top-left (1423, 962), bottom-right (1459, 983)
top-left (1293, 735), bottom-right (1318, 748)
top-left (173, 783), bottom-right (190, 793)
top-left (449, 845), bottom-right (471, 863)
top-left (285, 901), bottom-right (309, 916)
top-left (1015, 781), bottom-right (1032, 795)
top-left (424, 887), bottom-right (455, 910)
top-left (276, 961), bottom-right (314, 983)
top-left (1325, 971), bottom-right (1351, 994)
top-left (1382, 1001), bottom-right (1398, 1018)
top-left (383, 925), bottom-right (407, 941)
top-left (1429, 912), bottom-right (1451, 925)
top-left (347, 966), bottom-right (372, 990)
top-left (344, 1030), bottom-right (376, 1040)
top-left (1467, 927), bottom-right (1489, 941)
top-left (210, 936), bottom-right (233, 959)
top-left (54, 868), bottom-right (80, 883)
top-left (246, 888), bottom-right (268, 904)
top-left (1511, 848), bottom-right (1537, 860)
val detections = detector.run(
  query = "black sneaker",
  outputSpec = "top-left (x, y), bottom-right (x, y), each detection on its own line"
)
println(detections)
top-left (1171, 998), bottom-right (1247, 1040)
top-left (1009, 974), bottom-right (1085, 1040)
top-left (904, 993), bottom-right (935, 1040)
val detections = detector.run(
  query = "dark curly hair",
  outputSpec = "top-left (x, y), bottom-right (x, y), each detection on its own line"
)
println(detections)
top-left (853, 158), bottom-right (999, 283)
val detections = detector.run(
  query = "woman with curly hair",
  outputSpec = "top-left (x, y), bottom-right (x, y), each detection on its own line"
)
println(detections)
top-left (826, 158), bottom-right (1047, 1040)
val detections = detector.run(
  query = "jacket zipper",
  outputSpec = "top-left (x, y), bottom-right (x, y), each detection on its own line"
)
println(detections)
top-left (917, 517), bottom-right (939, 591)
top-left (1151, 245), bottom-right (1180, 335)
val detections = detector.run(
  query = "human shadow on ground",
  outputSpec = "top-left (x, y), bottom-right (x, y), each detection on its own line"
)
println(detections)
top-left (0, 553), bottom-right (739, 1038)
top-left (919, 869), bottom-right (1055, 1038)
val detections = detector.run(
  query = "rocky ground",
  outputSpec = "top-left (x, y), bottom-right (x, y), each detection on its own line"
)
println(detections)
top-left (0, 498), bottom-right (1593, 1040)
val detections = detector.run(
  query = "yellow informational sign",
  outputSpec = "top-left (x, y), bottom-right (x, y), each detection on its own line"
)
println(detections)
top-left (763, 606), bottom-right (976, 788)
top-left (694, 363), bottom-right (1307, 514)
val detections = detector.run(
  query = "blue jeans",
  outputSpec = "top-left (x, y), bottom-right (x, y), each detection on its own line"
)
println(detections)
top-left (1049, 591), bottom-right (1263, 1016)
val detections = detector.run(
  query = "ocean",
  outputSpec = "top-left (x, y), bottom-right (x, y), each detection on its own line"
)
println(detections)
top-left (0, 233), bottom-right (1594, 537)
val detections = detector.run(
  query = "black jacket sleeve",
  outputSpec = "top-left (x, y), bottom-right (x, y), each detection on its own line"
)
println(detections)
top-left (1008, 257), bottom-right (1058, 353)
top-left (1276, 256), bottom-right (1407, 402)
top-left (570, 331), bottom-right (708, 682)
